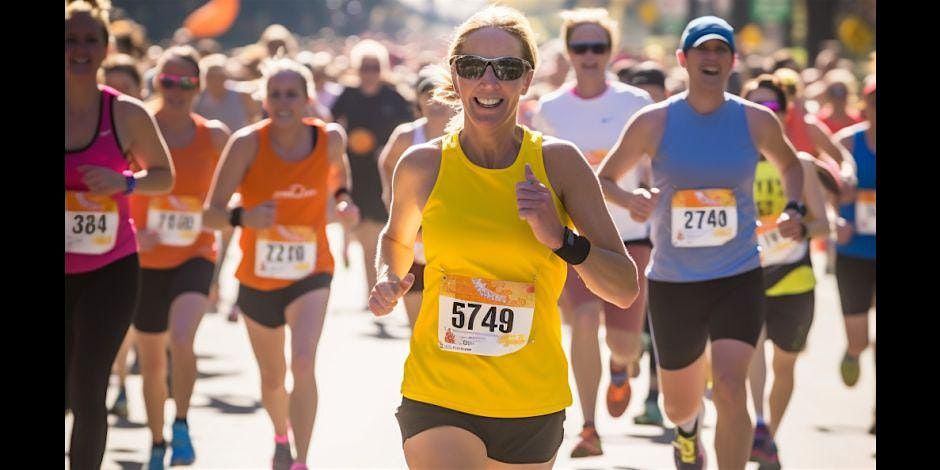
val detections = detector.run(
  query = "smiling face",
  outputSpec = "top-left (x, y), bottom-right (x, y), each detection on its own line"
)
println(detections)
top-left (566, 23), bottom-right (611, 80)
top-left (678, 39), bottom-right (734, 91)
top-left (263, 70), bottom-right (309, 127)
top-left (451, 27), bottom-right (533, 132)
top-left (65, 12), bottom-right (107, 79)
top-left (156, 57), bottom-right (200, 111)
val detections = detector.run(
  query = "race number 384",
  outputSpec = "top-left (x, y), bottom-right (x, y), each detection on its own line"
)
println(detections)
top-left (66, 191), bottom-right (118, 255)
top-left (438, 274), bottom-right (535, 357)
top-left (671, 189), bottom-right (737, 247)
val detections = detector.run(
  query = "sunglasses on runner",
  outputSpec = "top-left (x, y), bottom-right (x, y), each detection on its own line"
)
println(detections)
top-left (158, 73), bottom-right (199, 91)
top-left (758, 100), bottom-right (783, 113)
top-left (568, 42), bottom-right (611, 55)
top-left (450, 55), bottom-right (531, 81)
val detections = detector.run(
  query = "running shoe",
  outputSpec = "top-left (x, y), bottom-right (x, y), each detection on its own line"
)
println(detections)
top-left (673, 426), bottom-right (706, 470)
top-left (749, 422), bottom-right (781, 470)
top-left (148, 445), bottom-right (166, 470)
top-left (606, 360), bottom-right (631, 417)
top-left (273, 442), bottom-right (293, 470)
top-left (170, 421), bottom-right (195, 465)
top-left (569, 424), bottom-right (603, 458)
top-left (840, 351), bottom-right (860, 387)
top-left (633, 399), bottom-right (664, 426)
top-left (108, 387), bottom-right (128, 420)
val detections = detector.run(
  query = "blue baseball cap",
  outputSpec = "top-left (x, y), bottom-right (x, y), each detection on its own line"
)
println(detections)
top-left (680, 16), bottom-right (735, 54)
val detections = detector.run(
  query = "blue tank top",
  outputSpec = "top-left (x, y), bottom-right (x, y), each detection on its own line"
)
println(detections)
top-left (837, 128), bottom-right (876, 259)
top-left (648, 93), bottom-right (761, 282)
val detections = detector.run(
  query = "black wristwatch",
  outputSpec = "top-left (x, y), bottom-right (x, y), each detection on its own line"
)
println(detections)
top-left (784, 201), bottom-right (806, 217)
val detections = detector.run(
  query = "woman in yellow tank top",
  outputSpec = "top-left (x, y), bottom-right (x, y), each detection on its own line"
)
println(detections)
top-left (368, 6), bottom-right (639, 468)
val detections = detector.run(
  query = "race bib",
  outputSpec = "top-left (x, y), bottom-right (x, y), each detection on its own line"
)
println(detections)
top-left (855, 190), bottom-right (875, 235)
top-left (254, 225), bottom-right (317, 280)
top-left (438, 274), bottom-right (535, 357)
top-left (671, 189), bottom-right (737, 247)
top-left (65, 191), bottom-right (118, 255)
top-left (756, 215), bottom-right (806, 266)
top-left (146, 195), bottom-right (203, 247)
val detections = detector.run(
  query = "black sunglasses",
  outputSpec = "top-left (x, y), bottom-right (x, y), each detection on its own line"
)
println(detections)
top-left (450, 55), bottom-right (531, 81)
top-left (568, 42), bottom-right (610, 55)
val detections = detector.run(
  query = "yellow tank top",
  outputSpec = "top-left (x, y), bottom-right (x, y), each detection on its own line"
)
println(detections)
top-left (401, 128), bottom-right (573, 418)
top-left (754, 160), bottom-right (815, 296)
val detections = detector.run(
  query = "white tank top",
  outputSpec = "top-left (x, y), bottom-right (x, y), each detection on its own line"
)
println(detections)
top-left (533, 81), bottom-right (653, 241)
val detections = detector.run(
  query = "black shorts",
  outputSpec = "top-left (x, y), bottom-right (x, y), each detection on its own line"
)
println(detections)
top-left (237, 273), bottom-right (333, 328)
top-left (407, 262), bottom-right (425, 294)
top-left (134, 258), bottom-right (214, 333)
top-left (395, 397), bottom-right (565, 464)
top-left (835, 253), bottom-right (876, 315)
top-left (765, 291), bottom-right (814, 353)
top-left (648, 268), bottom-right (765, 370)
top-left (624, 237), bottom-right (653, 248)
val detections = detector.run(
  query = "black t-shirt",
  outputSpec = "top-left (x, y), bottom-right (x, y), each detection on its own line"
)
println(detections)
top-left (331, 84), bottom-right (414, 222)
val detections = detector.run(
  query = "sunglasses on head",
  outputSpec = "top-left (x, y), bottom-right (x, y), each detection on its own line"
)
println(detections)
top-left (158, 73), bottom-right (199, 90)
top-left (758, 100), bottom-right (783, 112)
top-left (450, 55), bottom-right (531, 81)
top-left (568, 42), bottom-right (610, 55)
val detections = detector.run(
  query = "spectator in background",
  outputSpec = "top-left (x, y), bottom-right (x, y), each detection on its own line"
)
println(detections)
top-left (259, 24), bottom-right (299, 58)
top-left (331, 38), bottom-right (413, 308)
top-left (816, 68), bottom-right (864, 134)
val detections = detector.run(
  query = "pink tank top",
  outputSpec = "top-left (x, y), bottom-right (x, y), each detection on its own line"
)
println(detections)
top-left (65, 85), bottom-right (138, 274)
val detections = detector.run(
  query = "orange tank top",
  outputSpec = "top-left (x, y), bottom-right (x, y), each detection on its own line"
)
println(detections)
top-left (130, 114), bottom-right (219, 269)
top-left (236, 118), bottom-right (334, 291)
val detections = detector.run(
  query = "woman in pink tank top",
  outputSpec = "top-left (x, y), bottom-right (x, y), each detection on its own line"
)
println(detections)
top-left (65, 2), bottom-right (174, 469)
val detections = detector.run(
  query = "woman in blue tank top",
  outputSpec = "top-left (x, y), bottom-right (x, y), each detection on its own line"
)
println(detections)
top-left (597, 16), bottom-right (806, 470)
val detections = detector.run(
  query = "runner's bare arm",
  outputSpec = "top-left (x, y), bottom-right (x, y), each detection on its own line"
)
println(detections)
top-left (369, 144), bottom-right (439, 315)
top-left (748, 105), bottom-right (804, 205)
top-left (806, 117), bottom-right (850, 164)
top-left (798, 154), bottom-right (831, 239)
top-left (114, 96), bottom-right (175, 194)
top-left (597, 107), bottom-right (666, 209)
top-left (203, 128), bottom-right (259, 229)
top-left (544, 139), bottom-right (638, 309)
top-left (376, 145), bottom-right (437, 281)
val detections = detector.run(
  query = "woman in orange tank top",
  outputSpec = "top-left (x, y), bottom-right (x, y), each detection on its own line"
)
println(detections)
top-left (204, 57), bottom-right (359, 470)
top-left (127, 46), bottom-right (232, 470)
